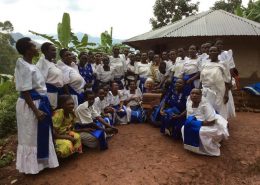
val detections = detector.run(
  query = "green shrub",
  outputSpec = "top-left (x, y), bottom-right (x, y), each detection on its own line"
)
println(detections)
top-left (0, 92), bottom-right (18, 138)
top-left (0, 81), bottom-right (15, 99)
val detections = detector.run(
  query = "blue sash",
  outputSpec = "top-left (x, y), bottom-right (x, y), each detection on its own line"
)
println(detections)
top-left (130, 105), bottom-right (145, 123)
top-left (112, 105), bottom-right (127, 118)
top-left (58, 85), bottom-right (84, 105)
top-left (160, 107), bottom-right (180, 132)
top-left (139, 77), bottom-right (147, 93)
top-left (103, 117), bottom-right (113, 126)
top-left (46, 83), bottom-right (59, 93)
top-left (20, 90), bottom-right (52, 159)
top-left (151, 96), bottom-right (166, 124)
top-left (74, 121), bottom-right (108, 150)
top-left (184, 116), bottom-right (202, 147)
top-left (183, 73), bottom-right (196, 96)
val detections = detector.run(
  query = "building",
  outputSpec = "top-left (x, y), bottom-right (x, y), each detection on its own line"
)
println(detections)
top-left (123, 10), bottom-right (260, 86)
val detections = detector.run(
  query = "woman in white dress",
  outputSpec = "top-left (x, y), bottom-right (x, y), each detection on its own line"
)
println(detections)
top-left (36, 42), bottom-right (63, 109)
top-left (171, 48), bottom-right (188, 83)
top-left (109, 46), bottom-right (126, 89)
top-left (215, 39), bottom-right (236, 119)
top-left (57, 49), bottom-right (85, 108)
top-left (135, 52), bottom-right (151, 93)
top-left (96, 56), bottom-right (115, 88)
top-left (181, 88), bottom-right (229, 156)
top-left (15, 38), bottom-right (58, 174)
top-left (181, 45), bottom-right (200, 93)
top-left (200, 46), bottom-right (231, 120)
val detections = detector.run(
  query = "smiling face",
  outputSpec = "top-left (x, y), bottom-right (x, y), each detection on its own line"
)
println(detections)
top-left (169, 50), bottom-right (177, 61)
top-left (98, 89), bottom-right (105, 100)
top-left (62, 51), bottom-right (73, 66)
top-left (141, 53), bottom-right (148, 62)
top-left (178, 48), bottom-right (185, 58)
top-left (87, 93), bottom-right (96, 106)
top-left (162, 52), bottom-right (168, 60)
top-left (129, 81), bottom-right (136, 91)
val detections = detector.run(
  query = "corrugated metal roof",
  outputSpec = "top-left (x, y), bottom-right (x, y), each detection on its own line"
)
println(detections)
top-left (124, 10), bottom-right (260, 43)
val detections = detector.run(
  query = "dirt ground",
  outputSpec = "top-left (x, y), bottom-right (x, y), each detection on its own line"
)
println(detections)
top-left (0, 112), bottom-right (260, 185)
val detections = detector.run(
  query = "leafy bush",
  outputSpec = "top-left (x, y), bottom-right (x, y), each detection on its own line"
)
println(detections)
top-left (0, 82), bottom-right (18, 138)
top-left (0, 81), bottom-right (15, 99)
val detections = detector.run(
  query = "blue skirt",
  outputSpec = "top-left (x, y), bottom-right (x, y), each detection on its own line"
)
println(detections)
top-left (130, 105), bottom-right (146, 123)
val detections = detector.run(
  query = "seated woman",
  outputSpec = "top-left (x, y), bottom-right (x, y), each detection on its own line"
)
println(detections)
top-left (57, 49), bottom-right (85, 108)
top-left (75, 91), bottom-right (118, 150)
top-left (52, 95), bottom-right (82, 158)
top-left (160, 79), bottom-right (187, 139)
top-left (106, 82), bottom-right (128, 124)
top-left (181, 88), bottom-right (229, 156)
top-left (143, 78), bottom-right (155, 93)
top-left (124, 81), bottom-right (146, 123)
top-left (94, 88), bottom-right (114, 126)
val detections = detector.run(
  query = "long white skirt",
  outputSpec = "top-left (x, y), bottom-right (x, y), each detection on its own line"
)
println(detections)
top-left (227, 90), bottom-right (236, 119)
top-left (181, 115), bottom-right (229, 156)
top-left (16, 98), bottom-right (59, 174)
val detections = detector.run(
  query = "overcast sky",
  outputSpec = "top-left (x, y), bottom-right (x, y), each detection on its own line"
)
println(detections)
top-left (0, 0), bottom-right (249, 39)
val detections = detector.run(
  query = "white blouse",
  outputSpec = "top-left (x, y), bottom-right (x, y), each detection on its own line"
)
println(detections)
top-left (96, 64), bottom-right (115, 83)
top-left (75, 101), bottom-right (100, 124)
top-left (36, 56), bottom-right (63, 87)
top-left (107, 90), bottom-right (124, 106)
top-left (15, 58), bottom-right (47, 95)
top-left (93, 97), bottom-right (110, 115)
top-left (181, 58), bottom-right (199, 75)
top-left (57, 60), bottom-right (85, 93)
top-left (172, 57), bottom-right (187, 78)
top-left (135, 62), bottom-right (151, 78)
top-left (124, 88), bottom-right (142, 107)
top-left (109, 56), bottom-right (126, 78)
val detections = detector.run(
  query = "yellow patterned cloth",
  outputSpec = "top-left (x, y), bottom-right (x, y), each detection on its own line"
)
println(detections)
top-left (52, 109), bottom-right (82, 158)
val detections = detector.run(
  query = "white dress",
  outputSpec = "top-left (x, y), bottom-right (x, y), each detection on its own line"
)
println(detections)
top-left (181, 58), bottom-right (200, 88)
top-left (109, 56), bottom-right (126, 78)
top-left (107, 90), bottom-right (128, 124)
top-left (96, 64), bottom-right (115, 83)
top-left (171, 57), bottom-right (188, 78)
top-left (15, 58), bottom-right (59, 174)
top-left (57, 60), bottom-right (85, 108)
top-left (181, 97), bottom-right (229, 156)
top-left (124, 88), bottom-right (142, 122)
top-left (200, 61), bottom-right (230, 120)
top-left (125, 61), bottom-right (136, 81)
top-left (36, 56), bottom-right (63, 109)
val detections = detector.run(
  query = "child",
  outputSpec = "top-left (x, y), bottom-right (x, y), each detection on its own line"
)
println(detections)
top-left (75, 91), bottom-right (118, 150)
top-left (52, 95), bottom-right (82, 158)
top-left (124, 81), bottom-right (146, 123)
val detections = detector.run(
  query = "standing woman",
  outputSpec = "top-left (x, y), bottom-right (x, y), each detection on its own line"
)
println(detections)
top-left (148, 54), bottom-right (161, 85)
top-left (109, 46), bottom-right (126, 89)
top-left (171, 48), bottom-right (187, 83)
top-left (57, 49), bottom-right (85, 108)
top-left (78, 52), bottom-right (94, 91)
top-left (36, 42), bottom-right (63, 109)
top-left (181, 45), bottom-right (200, 94)
top-left (200, 46), bottom-right (231, 120)
top-left (96, 56), bottom-right (115, 88)
top-left (15, 38), bottom-right (58, 174)
top-left (135, 52), bottom-right (151, 93)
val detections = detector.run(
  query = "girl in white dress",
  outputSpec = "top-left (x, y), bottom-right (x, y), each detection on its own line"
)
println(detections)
top-left (125, 53), bottom-right (137, 85)
top-left (200, 46), bottom-right (231, 120)
top-left (171, 48), bottom-right (188, 82)
top-left (181, 88), bottom-right (229, 156)
top-left (57, 49), bottom-right (85, 108)
top-left (15, 38), bottom-right (58, 174)
top-left (36, 42), bottom-right (63, 109)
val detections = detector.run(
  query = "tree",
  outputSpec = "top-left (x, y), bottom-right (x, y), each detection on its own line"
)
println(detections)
top-left (29, 13), bottom-right (96, 54)
top-left (0, 20), bottom-right (18, 75)
top-left (243, 0), bottom-right (260, 22)
top-left (211, 0), bottom-right (242, 13)
top-left (150, 0), bottom-right (199, 30)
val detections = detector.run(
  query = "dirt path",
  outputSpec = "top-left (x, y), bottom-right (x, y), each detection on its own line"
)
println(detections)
top-left (1, 112), bottom-right (260, 185)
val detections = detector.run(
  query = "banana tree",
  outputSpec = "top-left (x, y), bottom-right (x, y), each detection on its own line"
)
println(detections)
top-left (29, 12), bottom-right (96, 54)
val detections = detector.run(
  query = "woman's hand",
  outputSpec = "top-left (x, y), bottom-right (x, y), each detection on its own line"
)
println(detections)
top-left (35, 109), bottom-right (47, 121)
top-left (186, 79), bottom-right (192, 84)
top-left (172, 114), bottom-right (180, 120)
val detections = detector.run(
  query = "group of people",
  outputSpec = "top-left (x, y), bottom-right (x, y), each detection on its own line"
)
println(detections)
top-left (14, 37), bottom-right (236, 175)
